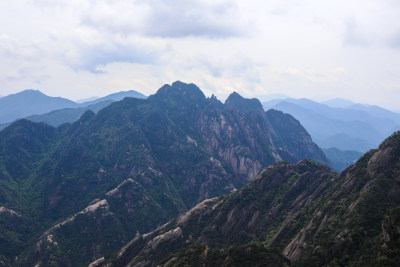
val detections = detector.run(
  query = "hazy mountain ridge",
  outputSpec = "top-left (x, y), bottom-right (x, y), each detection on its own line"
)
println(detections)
top-left (0, 82), bottom-right (327, 266)
top-left (80, 90), bottom-right (146, 106)
top-left (76, 96), bottom-right (100, 103)
top-left (0, 89), bottom-right (146, 129)
top-left (263, 98), bottom-right (400, 153)
top-left (322, 147), bottom-right (363, 171)
top-left (0, 100), bottom-right (114, 131)
top-left (97, 130), bottom-right (400, 266)
top-left (322, 98), bottom-right (356, 108)
top-left (0, 90), bottom-right (78, 124)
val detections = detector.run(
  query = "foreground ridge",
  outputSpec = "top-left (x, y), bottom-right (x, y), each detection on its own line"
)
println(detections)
top-left (96, 131), bottom-right (400, 266)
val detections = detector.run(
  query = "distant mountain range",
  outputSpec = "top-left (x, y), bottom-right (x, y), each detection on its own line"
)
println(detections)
top-left (2, 85), bottom-right (400, 266)
top-left (322, 97), bottom-right (356, 108)
top-left (322, 147), bottom-right (363, 171)
top-left (76, 96), bottom-right (100, 103)
top-left (0, 101), bottom-right (113, 131)
top-left (2, 83), bottom-right (400, 265)
top-left (0, 90), bottom-right (78, 124)
top-left (81, 90), bottom-right (146, 106)
top-left (0, 89), bottom-right (146, 129)
top-left (95, 129), bottom-right (400, 266)
top-left (0, 82), bottom-right (327, 266)
top-left (2, 89), bottom-right (398, 172)
top-left (263, 98), bottom-right (400, 153)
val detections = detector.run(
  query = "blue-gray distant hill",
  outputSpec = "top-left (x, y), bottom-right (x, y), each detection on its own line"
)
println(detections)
top-left (15, 100), bottom-right (114, 128)
top-left (81, 90), bottom-right (146, 106)
top-left (322, 98), bottom-right (356, 108)
top-left (0, 90), bottom-right (147, 130)
top-left (0, 90), bottom-right (78, 124)
top-left (263, 98), bottom-right (400, 153)
top-left (322, 147), bottom-right (363, 171)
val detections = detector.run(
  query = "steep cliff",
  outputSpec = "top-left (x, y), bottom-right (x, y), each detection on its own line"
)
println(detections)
top-left (0, 81), bottom-right (327, 266)
top-left (98, 130), bottom-right (400, 267)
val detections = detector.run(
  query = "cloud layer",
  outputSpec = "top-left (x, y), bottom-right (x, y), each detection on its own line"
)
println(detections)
top-left (1, 0), bottom-right (400, 110)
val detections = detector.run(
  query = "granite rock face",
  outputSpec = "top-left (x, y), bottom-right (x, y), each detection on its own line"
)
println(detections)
top-left (98, 130), bottom-right (400, 267)
top-left (0, 81), bottom-right (328, 266)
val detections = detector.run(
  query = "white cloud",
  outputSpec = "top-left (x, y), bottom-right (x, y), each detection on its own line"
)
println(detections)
top-left (51, 29), bottom-right (166, 73)
top-left (1, 0), bottom-right (400, 110)
top-left (341, 0), bottom-right (400, 49)
top-left (0, 34), bottom-right (42, 61)
top-left (33, 0), bottom-right (249, 38)
top-left (138, 0), bottom-right (247, 38)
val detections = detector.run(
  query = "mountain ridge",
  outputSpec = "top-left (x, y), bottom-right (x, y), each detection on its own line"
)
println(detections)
top-left (96, 130), bottom-right (400, 266)
top-left (262, 97), bottom-right (400, 171)
top-left (0, 89), bottom-right (147, 131)
top-left (0, 81), bottom-right (327, 266)
top-left (0, 90), bottom-right (78, 124)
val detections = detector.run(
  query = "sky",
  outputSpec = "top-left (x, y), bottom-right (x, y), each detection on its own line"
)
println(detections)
top-left (1, 0), bottom-right (400, 109)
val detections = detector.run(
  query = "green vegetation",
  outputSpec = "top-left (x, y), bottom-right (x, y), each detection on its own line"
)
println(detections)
top-left (101, 131), bottom-right (400, 267)
top-left (0, 82), bottom-right (327, 266)
top-left (262, 98), bottom-right (400, 153)
top-left (158, 243), bottom-right (291, 267)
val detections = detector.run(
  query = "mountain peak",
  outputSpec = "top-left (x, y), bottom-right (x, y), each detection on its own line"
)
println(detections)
top-left (149, 81), bottom-right (206, 105)
top-left (0, 90), bottom-right (77, 124)
top-left (225, 91), bottom-right (264, 112)
top-left (22, 89), bottom-right (43, 93)
top-left (80, 90), bottom-right (146, 106)
top-left (170, 81), bottom-right (205, 98)
top-left (1, 89), bottom-right (46, 99)
top-left (20, 89), bottom-right (43, 94)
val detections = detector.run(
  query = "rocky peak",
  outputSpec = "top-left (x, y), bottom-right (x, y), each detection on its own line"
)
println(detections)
top-left (149, 81), bottom-right (206, 106)
top-left (225, 91), bottom-right (264, 113)
top-left (93, 125), bottom-right (400, 267)
top-left (266, 109), bottom-right (328, 164)
top-left (206, 94), bottom-right (224, 109)
top-left (0, 81), bottom-right (332, 266)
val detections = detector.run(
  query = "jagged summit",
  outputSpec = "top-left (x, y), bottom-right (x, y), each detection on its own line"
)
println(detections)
top-left (171, 80), bottom-right (202, 92)
top-left (207, 93), bottom-right (224, 109)
top-left (0, 81), bottom-right (329, 266)
top-left (149, 81), bottom-right (206, 106)
top-left (151, 82), bottom-right (264, 113)
top-left (225, 91), bottom-right (264, 113)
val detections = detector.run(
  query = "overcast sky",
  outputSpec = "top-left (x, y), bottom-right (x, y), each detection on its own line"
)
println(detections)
top-left (1, 0), bottom-right (400, 109)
